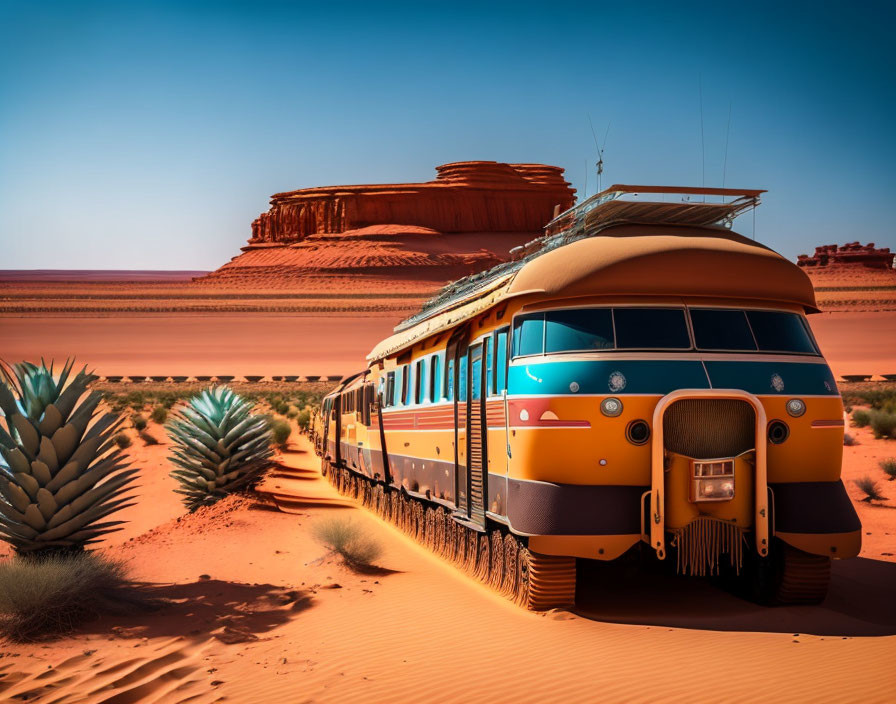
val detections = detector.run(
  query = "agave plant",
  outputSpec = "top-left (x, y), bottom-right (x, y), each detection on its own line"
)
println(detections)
top-left (0, 360), bottom-right (137, 555)
top-left (166, 386), bottom-right (273, 511)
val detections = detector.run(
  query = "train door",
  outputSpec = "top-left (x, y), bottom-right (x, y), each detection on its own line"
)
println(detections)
top-left (465, 342), bottom-right (488, 527)
top-left (446, 327), bottom-right (468, 515)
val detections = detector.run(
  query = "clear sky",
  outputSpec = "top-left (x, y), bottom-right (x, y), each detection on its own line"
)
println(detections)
top-left (1, 0), bottom-right (893, 270)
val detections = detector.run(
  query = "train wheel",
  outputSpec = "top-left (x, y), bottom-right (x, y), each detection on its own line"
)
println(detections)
top-left (521, 549), bottom-right (577, 611)
top-left (746, 539), bottom-right (831, 605)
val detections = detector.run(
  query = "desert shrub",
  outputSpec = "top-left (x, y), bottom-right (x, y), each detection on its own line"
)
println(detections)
top-left (132, 414), bottom-right (148, 431)
top-left (880, 458), bottom-right (896, 481)
top-left (126, 390), bottom-right (146, 411)
top-left (851, 409), bottom-right (871, 427)
top-left (275, 402), bottom-right (290, 415)
top-left (844, 405), bottom-right (853, 414)
top-left (151, 406), bottom-right (168, 424)
top-left (313, 517), bottom-right (382, 568)
top-left (166, 386), bottom-right (273, 511)
top-left (113, 432), bottom-right (132, 449)
top-left (869, 410), bottom-right (896, 439)
top-left (0, 553), bottom-right (145, 641)
top-left (286, 407), bottom-right (299, 419)
top-left (296, 409), bottom-right (312, 432)
top-left (842, 388), bottom-right (896, 411)
top-left (843, 433), bottom-right (857, 446)
top-left (270, 420), bottom-right (291, 448)
top-left (854, 476), bottom-right (885, 502)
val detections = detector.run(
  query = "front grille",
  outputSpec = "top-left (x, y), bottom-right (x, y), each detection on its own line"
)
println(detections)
top-left (663, 399), bottom-right (755, 459)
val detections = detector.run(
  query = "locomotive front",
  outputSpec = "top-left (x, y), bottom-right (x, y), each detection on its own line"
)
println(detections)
top-left (501, 225), bottom-right (861, 603)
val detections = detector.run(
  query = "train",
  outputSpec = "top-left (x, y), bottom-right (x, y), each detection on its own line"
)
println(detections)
top-left (311, 184), bottom-right (861, 610)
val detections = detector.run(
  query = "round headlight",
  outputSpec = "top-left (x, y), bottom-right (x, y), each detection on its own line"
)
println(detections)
top-left (626, 419), bottom-right (651, 445)
top-left (768, 420), bottom-right (790, 444)
top-left (601, 397), bottom-right (623, 417)
top-left (786, 398), bottom-right (806, 417)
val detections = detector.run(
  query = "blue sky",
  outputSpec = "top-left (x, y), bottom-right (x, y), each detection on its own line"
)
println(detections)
top-left (1, 0), bottom-right (893, 269)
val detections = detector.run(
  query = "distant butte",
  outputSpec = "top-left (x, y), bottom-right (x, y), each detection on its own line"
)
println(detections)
top-left (798, 242), bottom-right (894, 270)
top-left (198, 161), bottom-right (575, 291)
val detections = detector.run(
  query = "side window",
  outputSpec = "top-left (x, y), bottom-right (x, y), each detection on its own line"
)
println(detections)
top-left (403, 365), bottom-right (413, 406)
top-left (430, 354), bottom-right (440, 402)
top-left (446, 358), bottom-right (455, 401)
top-left (512, 313), bottom-right (545, 357)
top-left (485, 335), bottom-right (494, 396)
top-left (385, 371), bottom-right (395, 407)
top-left (415, 359), bottom-right (426, 404)
top-left (458, 355), bottom-right (468, 402)
top-left (398, 366), bottom-right (408, 406)
top-left (495, 328), bottom-right (508, 392)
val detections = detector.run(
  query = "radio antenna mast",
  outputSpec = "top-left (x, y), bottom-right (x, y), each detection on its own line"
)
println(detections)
top-left (587, 114), bottom-right (609, 193)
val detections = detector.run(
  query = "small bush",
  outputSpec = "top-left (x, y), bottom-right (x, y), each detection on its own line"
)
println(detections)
top-left (0, 553), bottom-right (145, 641)
top-left (286, 407), bottom-right (299, 419)
top-left (854, 476), bottom-right (886, 502)
top-left (270, 420), bottom-right (291, 448)
top-left (132, 414), bottom-right (148, 431)
top-left (114, 432), bottom-right (132, 449)
top-left (151, 406), bottom-right (168, 424)
top-left (843, 433), bottom-right (857, 446)
top-left (275, 402), bottom-right (290, 415)
top-left (869, 410), bottom-right (896, 439)
top-left (851, 409), bottom-right (871, 428)
top-left (313, 518), bottom-right (382, 568)
top-left (844, 405), bottom-right (853, 414)
top-left (880, 458), bottom-right (896, 481)
top-left (296, 409), bottom-right (311, 432)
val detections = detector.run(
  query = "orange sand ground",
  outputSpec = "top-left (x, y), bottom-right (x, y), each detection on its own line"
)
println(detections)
top-left (1, 430), bottom-right (894, 704)
top-left (2, 308), bottom-right (894, 380)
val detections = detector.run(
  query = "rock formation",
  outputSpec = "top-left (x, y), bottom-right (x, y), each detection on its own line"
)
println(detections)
top-left (200, 162), bottom-right (575, 290)
top-left (798, 242), bottom-right (894, 270)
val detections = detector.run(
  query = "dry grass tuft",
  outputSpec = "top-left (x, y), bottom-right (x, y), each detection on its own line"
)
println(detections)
top-left (0, 553), bottom-right (150, 641)
top-left (880, 458), bottom-right (896, 481)
top-left (313, 517), bottom-right (382, 568)
top-left (843, 433), bottom-right (857, 446)
top-left (854, 476), bottom-right (886, 503)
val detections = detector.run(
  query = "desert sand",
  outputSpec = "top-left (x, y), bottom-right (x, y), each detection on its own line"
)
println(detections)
top-left (1, 429), bottom-right (894, 704)
top-left (1, 278), bottom-right (894, 379)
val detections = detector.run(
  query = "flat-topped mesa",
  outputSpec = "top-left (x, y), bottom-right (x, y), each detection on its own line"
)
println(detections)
top-left (200, 161), bottom-right (576, 290)
top-left (798, 242), bottom-right (894, 270)
top-left (246, 161), bottom-right (575, 246)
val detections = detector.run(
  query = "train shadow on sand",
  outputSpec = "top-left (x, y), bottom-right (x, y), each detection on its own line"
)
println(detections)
top-left (574, 555), bottom-right (896, 636)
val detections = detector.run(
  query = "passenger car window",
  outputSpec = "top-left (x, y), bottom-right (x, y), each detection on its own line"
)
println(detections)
top-left (545, 309), bottom-right (614, 353)
top-left (430, 355), bottom-right (440, 401)
top-left (495, 329), bottom-right (508, 392)
top-left (746, 311), bottom-right (818, 354)
top-left (512, 314), bottom-right (545, 357)
top-left (690, 309), bottom-right (757, 351)
top-left (614, 308), bottom-right (691, 349)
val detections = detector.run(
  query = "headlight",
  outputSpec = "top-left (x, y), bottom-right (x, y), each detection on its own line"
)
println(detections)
top-left (786, 398), bottom-right (806, 417)
top-left (601, 397), bottom-right (623, 417)
top-left (690, 459), bottom-right (735, 502)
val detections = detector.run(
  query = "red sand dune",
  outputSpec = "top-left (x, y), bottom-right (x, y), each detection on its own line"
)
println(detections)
top-left (1, 433), bottom-right (893, 703)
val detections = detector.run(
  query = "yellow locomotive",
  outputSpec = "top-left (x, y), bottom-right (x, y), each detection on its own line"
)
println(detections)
top-left (313, 185), bottom-right (860, 609)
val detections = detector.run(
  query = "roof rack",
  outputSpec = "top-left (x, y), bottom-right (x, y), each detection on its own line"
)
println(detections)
top-left (394, 184), bottom-right (765, 334)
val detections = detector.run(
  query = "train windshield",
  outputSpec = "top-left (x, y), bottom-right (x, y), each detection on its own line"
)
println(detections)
top-left (613, 308), bottom-right (690, 349)
top-left (744, 310), bottom-right (818, 354)
top-left (511, 306), bottom-right (818, 357)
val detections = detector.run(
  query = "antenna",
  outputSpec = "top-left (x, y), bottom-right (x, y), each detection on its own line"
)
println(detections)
top-left (583, 158), bottom-right (588, 199)
top-left (698, 74), bottom-right (706, 197)
top-left (587, 114), bottom-right (610, 193)
top-left (722, 102), bottom-right (732, 189)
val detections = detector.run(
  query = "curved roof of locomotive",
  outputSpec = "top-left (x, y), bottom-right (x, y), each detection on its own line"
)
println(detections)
top-left (366, 223), bottom-right (816, 362)
top-left (506, 224), bottom-right (816, 306)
